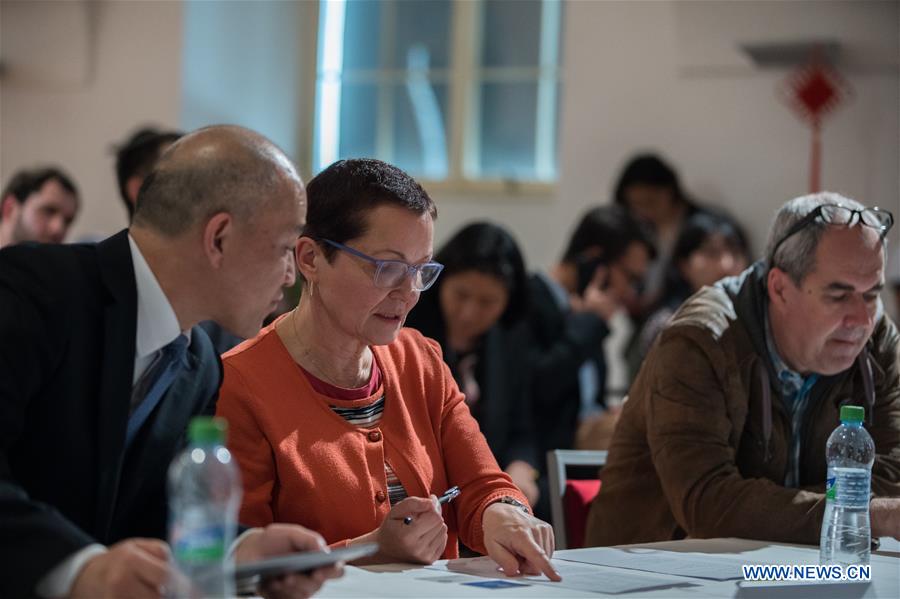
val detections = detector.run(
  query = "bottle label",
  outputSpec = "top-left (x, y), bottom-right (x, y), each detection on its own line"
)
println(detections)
top-left (173, 524), bottom-right (227, 563)
top-left (826, 467), bottom-right (869, 509)
top-left (825, 476), bottom-right (836, 500)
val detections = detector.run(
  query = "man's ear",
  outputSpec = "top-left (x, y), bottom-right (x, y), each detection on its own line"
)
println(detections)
top-left (1, 195), bottom-right (20, 221)
top-left (125, 177), bottom-right (143, 208)
top-left (295, 237), bottom-right (321, 283)
top-left (203, 212), bottom-right (233, 268)
top-left (767, 266), bottom-right (791, 308)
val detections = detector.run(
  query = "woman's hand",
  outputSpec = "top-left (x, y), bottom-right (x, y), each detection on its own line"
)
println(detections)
top-left (482, 502), bottom-right (561, 581)
top-left (504, 461), bottom-right (540, 506)
top-left (370, 496), bottom-right (448, 564)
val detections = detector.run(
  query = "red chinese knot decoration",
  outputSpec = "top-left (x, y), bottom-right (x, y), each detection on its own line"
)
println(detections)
top-left (780, 54), bottom-right (851, 192)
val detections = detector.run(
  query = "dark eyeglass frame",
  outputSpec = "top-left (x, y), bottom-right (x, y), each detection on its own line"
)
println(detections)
top-left (769, 204), bottom-right (894, 263)
top-left (320, 239), bottom-right (444, 292)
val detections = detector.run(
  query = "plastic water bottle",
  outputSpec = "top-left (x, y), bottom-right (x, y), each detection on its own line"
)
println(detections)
top-left (819, 405), bottom-right (874, 566)
top-left (168, 417), bottom-right (242, 597)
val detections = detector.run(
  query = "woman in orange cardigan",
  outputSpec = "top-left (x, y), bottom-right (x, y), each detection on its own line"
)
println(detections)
top-left (217, 159), bottom-right (559, 580)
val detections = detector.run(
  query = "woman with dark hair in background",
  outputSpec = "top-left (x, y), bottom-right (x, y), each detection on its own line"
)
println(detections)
top-left (627, 211), bottom-right (750, 378)
top-left (405, 222), bottom-right (540, 509)
top-left (613, 153), bottom-right (704, 312)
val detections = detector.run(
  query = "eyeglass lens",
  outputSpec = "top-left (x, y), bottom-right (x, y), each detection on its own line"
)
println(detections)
top-left (820, 205), bottom-right (892, 230)
top-left (375, 262), bottom-right (441, 291)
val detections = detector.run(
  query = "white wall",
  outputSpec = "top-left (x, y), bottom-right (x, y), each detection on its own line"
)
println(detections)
top-left (0, 0), bottom-right (183, 239)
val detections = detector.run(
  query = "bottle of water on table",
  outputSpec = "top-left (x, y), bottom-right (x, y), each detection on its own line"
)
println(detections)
top-left (168, 417), bottom-right (242, 597)
top-left (819, 405), bottom-right (874, 566)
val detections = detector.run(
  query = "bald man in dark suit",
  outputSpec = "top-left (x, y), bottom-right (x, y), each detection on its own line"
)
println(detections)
top-left (0, 126), bottom-right (339, 599)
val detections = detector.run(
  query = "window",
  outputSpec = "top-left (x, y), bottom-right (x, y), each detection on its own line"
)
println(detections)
top-left (313, 0), bottom-right (563, 186)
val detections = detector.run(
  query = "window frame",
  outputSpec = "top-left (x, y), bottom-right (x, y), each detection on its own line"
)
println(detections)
top-left (308, 0), bottom-right (563, 195)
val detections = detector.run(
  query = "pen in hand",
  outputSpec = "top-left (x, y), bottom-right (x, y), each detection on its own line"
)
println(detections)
top-left (403, 486), bottom-right (460, 525)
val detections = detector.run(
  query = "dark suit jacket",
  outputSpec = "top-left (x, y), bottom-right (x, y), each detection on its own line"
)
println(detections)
top-left (0, 230), bottom-right (222, 597)
top-left (404, 295), bottom-right (539, 470)
top-left (526, 274), bottom-right (609, 459)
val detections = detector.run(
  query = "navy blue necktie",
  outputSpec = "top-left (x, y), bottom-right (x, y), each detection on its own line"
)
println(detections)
top-left (126, 335), bottom-right (189, 449)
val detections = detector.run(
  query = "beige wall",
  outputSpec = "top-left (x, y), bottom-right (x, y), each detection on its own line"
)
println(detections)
top-left (1, 0), bottom-right (183, 240)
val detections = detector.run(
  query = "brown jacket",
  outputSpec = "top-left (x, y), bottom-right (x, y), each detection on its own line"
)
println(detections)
top-left (585, 263), bottom-right (900, 546)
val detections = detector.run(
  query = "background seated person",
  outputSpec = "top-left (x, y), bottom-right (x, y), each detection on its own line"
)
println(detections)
top-left (626, 211), bottom-right (749, 379)
top-left (405, 222), bottom-right (541, 511)
top-left (0, 166), bottom-right (80, 249)
top-left (585, 192), bottom-right (900, 547)
top-left (528, 206), bottom-right (654, 462)
top-left (217, 159), bottom-right (560, 581)
top-left (612, 153), bottom-right (704, 315)
top-left (114, 126), bottom-right (183, 223)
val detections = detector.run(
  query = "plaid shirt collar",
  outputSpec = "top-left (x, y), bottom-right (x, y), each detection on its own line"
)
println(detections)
top-left (764, 304), bottom-right (816, 399)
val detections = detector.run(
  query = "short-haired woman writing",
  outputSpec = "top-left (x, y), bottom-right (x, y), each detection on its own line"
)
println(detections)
top-left (216, 159), bottom-right (559, 580)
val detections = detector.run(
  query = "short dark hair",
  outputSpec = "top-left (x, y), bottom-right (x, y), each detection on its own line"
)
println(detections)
top-left (304, 158), bottom-right (437, 259)
top-left (1, 167), bottom-right (78, 221)
top-left (662, 211), bottom-right (750, 302)
top-left (613, 153), bottom-right (694, 210)
top-left (562, 205), bottom-right (656, 264)
top-left (672, 211), bottom-right (748, 266)
top-left (115, 127), bottom-right (183, 219)
top-left (433, 222), bottom-right (529, 326)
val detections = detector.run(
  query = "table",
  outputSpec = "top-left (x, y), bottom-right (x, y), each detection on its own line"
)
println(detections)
top-left (316, 538), bottom-right (900, 598)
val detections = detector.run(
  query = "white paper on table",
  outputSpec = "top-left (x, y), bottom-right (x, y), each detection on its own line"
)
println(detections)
top-left (877, 537), bottom-right (900, 553)
top-left (315, 566), bottom-right (413, 598)
top-left (426, 556), bottom-right (701, 595)
top-left (555, 547), bottom-right (775, 581)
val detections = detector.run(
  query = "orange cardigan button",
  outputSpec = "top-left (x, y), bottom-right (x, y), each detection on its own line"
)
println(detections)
top-left (375, 490), bottom-right (387, 503)
top-left (368, 430), bottom-right (382, 442)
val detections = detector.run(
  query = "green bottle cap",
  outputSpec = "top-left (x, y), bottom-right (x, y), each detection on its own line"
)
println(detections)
top-left (188, 416), bottom-right (227, 444)
top-left (840, 405), bottom-right (865, 423)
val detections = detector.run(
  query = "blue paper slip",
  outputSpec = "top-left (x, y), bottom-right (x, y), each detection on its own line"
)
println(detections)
top-left (462, 580), bottom-right (531, 589)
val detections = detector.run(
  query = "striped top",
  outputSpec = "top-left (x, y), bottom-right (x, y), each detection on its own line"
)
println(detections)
top-left (329, 395), bottom-right (409, 505)
top-left (298, 363), bottom-right (409, 506)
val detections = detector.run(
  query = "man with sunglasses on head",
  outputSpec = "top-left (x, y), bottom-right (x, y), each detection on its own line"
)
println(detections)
top-left (584, 191), bottom-right (900, 547)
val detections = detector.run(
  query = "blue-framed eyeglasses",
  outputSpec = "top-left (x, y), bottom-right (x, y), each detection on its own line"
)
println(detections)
top-left (320, 239), bottom-right (444, 292)
top-left (770, 203), bottom-right (894, 262)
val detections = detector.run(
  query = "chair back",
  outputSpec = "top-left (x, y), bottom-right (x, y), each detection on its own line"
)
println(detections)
top-left (546, 449), bottom-right (607, 549)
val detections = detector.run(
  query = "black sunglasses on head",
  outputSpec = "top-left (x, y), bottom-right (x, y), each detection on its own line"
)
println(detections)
top-left (769, 204), bottom-right (894, 263)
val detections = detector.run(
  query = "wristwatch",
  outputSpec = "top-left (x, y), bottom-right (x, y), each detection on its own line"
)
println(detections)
top-left (495, 496), bottom-right (530, 515)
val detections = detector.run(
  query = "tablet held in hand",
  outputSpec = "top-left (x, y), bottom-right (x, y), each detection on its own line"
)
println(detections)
top-left (235, 542), bottom-right (378, 586)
